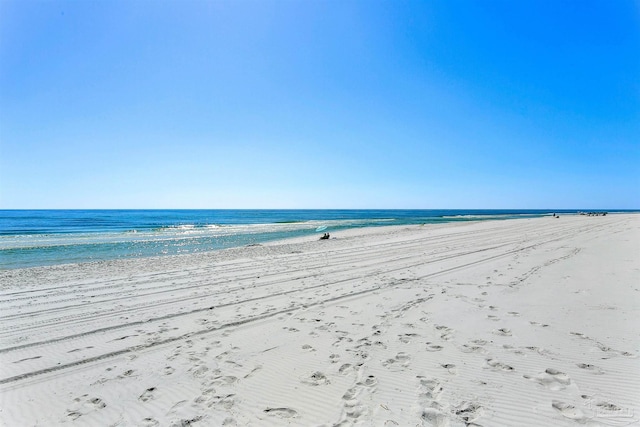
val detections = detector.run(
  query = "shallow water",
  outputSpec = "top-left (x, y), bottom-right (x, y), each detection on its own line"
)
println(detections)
top-left (0, 209), bottom-right (613, 268)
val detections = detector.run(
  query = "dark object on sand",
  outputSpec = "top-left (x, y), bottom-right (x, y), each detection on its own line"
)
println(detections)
top-left (319, 233), bottom-right (330, 240)
top-left (579, 211), bottom-right (608, 216)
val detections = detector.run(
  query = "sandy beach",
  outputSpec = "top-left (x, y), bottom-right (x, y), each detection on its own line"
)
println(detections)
top-left (1, 214), bottom-right (638, 426)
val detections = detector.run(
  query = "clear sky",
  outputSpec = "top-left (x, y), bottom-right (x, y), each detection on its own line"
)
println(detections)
top-left (1, 0), bottom-right (638, 209)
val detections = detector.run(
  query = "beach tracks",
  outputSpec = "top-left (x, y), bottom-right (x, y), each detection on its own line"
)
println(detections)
top-left (1, 215), bottom-right (639, 425)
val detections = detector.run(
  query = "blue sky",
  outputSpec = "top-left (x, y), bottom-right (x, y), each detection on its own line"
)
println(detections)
top-left (1, 0), bottom-right (638, 209)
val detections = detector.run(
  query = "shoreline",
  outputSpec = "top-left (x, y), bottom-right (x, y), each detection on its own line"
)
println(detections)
top-left (4, 210), bottom-right (628, 271)
top-left (0, 215), bottom-right (526, 272)
top-left (1, 214), bottom-right (639, 425)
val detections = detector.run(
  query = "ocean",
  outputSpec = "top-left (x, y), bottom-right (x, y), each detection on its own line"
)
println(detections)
top-left (0, 209), bottom-right (617, 269)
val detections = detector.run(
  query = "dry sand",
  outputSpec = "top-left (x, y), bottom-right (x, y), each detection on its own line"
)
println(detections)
top-left (1, 214), bottom-right (639, 426)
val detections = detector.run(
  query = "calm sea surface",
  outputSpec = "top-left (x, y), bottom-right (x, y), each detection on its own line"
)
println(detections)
top-left (0, 209), bottom-right (620, 269)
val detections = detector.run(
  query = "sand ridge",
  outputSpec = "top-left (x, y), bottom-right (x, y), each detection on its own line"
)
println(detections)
top-left (1, 215), bottom-right (639, 426)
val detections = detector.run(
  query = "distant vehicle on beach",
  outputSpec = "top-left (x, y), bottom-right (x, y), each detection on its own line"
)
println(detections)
top-left (578, 211), bottom-right (608, 216)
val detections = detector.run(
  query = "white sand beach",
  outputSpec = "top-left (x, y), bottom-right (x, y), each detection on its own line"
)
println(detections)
top-left (1, 214), bottom-right (639, 426)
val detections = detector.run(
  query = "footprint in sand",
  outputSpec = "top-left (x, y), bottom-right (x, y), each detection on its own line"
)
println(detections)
top-left (425, 342), bottom-right (444, 352)
top-left (570, 331), bottom-right (589, 339)
top-left (170, 416), bottom-right (203, 426)
top-left (66, 396), bottom-right (107, 420)
top-left (524, 346), bottom-right (553, 357)
top-left (493, 328), bottom-right (512, 336)
top-left (435, 325), bottom-right (455, 340)
top-left (421, 407), bottom-right (449, 426)
top-left (87, 397), bottom-right (106, 409)
top-left (551, 400), bottom-right (588, 423)
top-left (341, 388), bottom-right (367, 421)
top-left (395, 352), bottom-right (410, 362)
top-left (594, 400), bottom-right (623, 412)
top-left (581, 399), bottom-right (637, 423)
top-left (485, 358), bottom-right (514, 372)
top-left (383, 352), bottom-right (411, 370)
top-left (356, 337), bottom-right (373, 349)
top-left (353, 350), bottom-right (370, 360)
top-left (302, 371), bottom-right (330, 386)
top-left (342, 387), bottom-right (358, 401)
top-left (440, 332), bottom-right (455, 341)
top-left (139, 417), bottom-right (159, 427)
top-left (190, 365), bottom-right (209, 378)
top-left (441, 363), bottom-right (457, 375)
top-left (209, 394), bottom-right (236, 410)
top-left (211, 375), bottom-right (239, 387)
top-left (460, 343), bottom-right (488, 354)
top-left (530, 321), bottom-right (549, 327)
top-left (594, 342), bottom-right (637, 358)
top-left (418, 377), bottom-right (443, 401)
top-left (576, 363), bottom-right (604, 375)
top-left (502, 344), bottom-right (526, 356)
top-left (399, 333), bottom-right (420, 343)
top-left (338, 363), bottom-right (354, 375)
top-left (339, 369), bottom-right (379, 424)
top-left (417, 378), bottom-right (448, 426)
top-left (333, 336), bottom-right (354, 346)
top-left (357, 375), bottom-right (378, 387)
top-left (139, 387), bottom-right (157, 402)
top-left (115, 369), bottom-right (136, 380)
top-left (382, 358), bottom-right (398, 369)
top-left (194, 388), bottom-right (216, 405)
top-left (454, 401), bottom-right (483, 424)
top-left (264, 408), bottom-right (298, 418)
top-left (523, 368), bottom-right (571, 391)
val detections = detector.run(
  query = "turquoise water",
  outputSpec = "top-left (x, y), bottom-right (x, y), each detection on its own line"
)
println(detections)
top-left (0, 209), bottom-right (619, 269)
